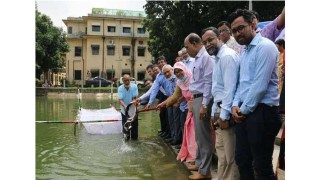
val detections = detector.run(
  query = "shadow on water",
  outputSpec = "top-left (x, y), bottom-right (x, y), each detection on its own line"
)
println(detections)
top-left (36, 96), bottom-right (190, 179)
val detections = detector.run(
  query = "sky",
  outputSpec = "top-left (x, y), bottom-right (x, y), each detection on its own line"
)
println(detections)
top-left (37, 0), bottom-right (147, 31)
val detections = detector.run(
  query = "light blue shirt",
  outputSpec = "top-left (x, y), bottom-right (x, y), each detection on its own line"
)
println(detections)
top-left (148, 72), bottom-right (171, 105)
top-left (232, 33), bottom-right (279, 115)
top-left (211, 44), bottom-right (240, 120)
top-left (189, 46), bottom-right (214, 106)
top-left (118, 83), bottom-right (138, 114)
top-left (139, 87), bottom-right (152, 102)
top-left (168, 75), bottom-right (177, 96)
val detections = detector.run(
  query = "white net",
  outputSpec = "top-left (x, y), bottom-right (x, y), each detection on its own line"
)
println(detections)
top-left (77, 108), bottom-right (122, 135)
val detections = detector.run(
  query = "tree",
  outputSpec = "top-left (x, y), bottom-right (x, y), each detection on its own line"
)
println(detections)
top-left (36, 6), bottom-right (69, 81)
top-left (143, 1), bottom-right (284, 65)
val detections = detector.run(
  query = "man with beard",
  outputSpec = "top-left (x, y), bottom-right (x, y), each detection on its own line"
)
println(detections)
top-left (201, 27), bottom-right (240, 180)
top-left (161, 64), bottom-right (182, 146)
top-left (184, 33), bottom-right (213, 180)
top-left (229, 9), bottom-right (282, 180)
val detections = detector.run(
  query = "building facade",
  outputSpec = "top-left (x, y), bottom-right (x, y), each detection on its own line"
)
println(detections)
top-left (63, 9), bottom-right (153, 85)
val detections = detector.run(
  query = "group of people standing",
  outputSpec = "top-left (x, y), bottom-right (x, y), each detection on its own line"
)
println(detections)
top-left (117, 7), bottom-right (285, 180)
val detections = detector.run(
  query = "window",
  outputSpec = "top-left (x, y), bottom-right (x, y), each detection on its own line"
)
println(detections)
top-left (138, 72), bottom-right (145, 80)
top-left (91, 69), bottom-right (100, 78)
top-left (137, 27), bottom-right (145, 34)
top-left (107, 45), bottom-right (115, 55)
top-left (108, 26), bottom-right (116, 32)
top-left (75, 47), bottom-right (82, 56)
top-left (74, 70), bottom-right (81, 80)
top-left (138, 47), bottom-right (145, 56)
top-left (91, 45), bottom-right (100, 55)
top-left (68, 26), bottom-right (73, 34)
top-left (123, 27), bottom-right (131, 33)
top-left (122, 46), bottom-right (130, 56)
top-left (92, 25), bottom-right (100, 32)
top-left (106, 70), bottom-right (115, 80)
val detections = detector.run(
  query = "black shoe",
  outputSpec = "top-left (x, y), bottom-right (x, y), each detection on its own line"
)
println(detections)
top-left (163, 133), bottom-right (171, 139)
top-left (160, 132), bottom-right (167, 137)
top-left (170, 140), bottom-right (181, 146)
top-left (158, 132), bottom-right (165, 137)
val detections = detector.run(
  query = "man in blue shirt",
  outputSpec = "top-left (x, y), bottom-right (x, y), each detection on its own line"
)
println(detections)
top-left (161, 64), bottom-right (181, 146)
top-left (202, 26), bottom-right (240, 180)
top-left (229, 9), bottom-right (282, 180)
top-left (118, 74), bottom-right (139, 140)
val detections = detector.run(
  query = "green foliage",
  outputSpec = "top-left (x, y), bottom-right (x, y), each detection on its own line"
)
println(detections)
top-left (36, 78), bottom-right (41, 87)
top-left (143, 1), bottom-right (284, 65)
top-left (36, 9), bottom-right (69, 78)
top-left (92, 8), bottom-right (106, 14)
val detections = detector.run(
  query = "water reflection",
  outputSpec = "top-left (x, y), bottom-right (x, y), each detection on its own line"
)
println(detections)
top-left (36, 96), bottom-right (189, 179)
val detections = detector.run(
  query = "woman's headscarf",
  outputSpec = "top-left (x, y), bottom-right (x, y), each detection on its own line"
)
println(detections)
top-left (173, 61), bottom-right (192, 90)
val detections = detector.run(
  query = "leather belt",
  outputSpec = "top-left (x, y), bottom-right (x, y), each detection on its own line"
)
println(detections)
top-left (193, 93), bottom-right (203, 99)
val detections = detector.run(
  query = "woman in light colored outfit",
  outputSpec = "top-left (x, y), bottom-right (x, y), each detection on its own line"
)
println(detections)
top-left (158, 62), bottom-right (197, 162)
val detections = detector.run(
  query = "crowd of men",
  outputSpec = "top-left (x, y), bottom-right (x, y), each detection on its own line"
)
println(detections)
top-left (117, 8), bottom-right (285, 180)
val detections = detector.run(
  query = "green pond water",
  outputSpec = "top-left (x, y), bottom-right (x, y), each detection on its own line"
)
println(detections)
top-left (36, 96), bottom-right (189, 179)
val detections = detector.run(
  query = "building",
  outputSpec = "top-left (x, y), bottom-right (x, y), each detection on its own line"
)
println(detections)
top-left (62, 8), bottom-right (153, 85)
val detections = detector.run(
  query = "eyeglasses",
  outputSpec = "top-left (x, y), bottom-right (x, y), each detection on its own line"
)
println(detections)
top-left (202, 36), bottom-right (217, 46)
top-left (231, 24), bottom-right (248, 34)
top-left (219, 29), bottom-right (230, 34)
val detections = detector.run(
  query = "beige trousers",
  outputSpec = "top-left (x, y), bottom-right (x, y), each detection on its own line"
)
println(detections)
top-left (215, 127), bottom-right (240, 180)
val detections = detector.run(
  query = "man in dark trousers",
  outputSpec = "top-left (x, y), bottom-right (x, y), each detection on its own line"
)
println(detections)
top-left (229, 9), bottom-right (282, 180)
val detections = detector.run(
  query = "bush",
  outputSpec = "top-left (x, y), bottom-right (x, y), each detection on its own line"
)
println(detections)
top-left (36, 78), bottom-right (41, 87)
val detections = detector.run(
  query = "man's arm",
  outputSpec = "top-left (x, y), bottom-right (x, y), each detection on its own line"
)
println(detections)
top-left (277, 7), bottom-right (285, 30)
top-left (147, 76), bottom-right (161, 105)
top-left (202, 55), bottom-right (214, 106)
top-left (220, 54), bottom-right (240, 120)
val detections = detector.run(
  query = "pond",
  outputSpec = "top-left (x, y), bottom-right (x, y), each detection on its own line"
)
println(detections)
top-left (36, 95), bottom-right (190, 179)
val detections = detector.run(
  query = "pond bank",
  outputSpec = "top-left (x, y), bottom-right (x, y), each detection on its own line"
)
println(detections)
top-left (36, 87), bottom-right (146, 97)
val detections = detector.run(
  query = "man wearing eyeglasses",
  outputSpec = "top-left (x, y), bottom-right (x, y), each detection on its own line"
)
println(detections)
top-left (201, 26), bottom-right (240, 180)
top-left (184, 33), bottom-right (214, 180)
top-left (229, 9), bottom-right (282, 180)
top-left (217, 21), bottom-right (243, 55)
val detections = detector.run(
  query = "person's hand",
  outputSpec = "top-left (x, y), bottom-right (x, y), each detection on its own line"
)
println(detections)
top-left (200, 106), bottom-right (207, 120)
top-left (145, 104), bottom-right (152, 110)
top-left (231, 106), bottom-right (246, 123)
top-left (132, 98), bottom-right (140, 106)
top-left (156, 102), bottom-right (166, 109)
top-left (217, 119), bottom-right (229, 130)
top-left (173, 102), bottom-right (179, 108)
top-left (210, 116), bottom-right (216, 130)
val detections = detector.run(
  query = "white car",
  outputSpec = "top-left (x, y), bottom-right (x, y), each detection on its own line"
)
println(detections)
top-left (119, 77), bottom-right (144, 88)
